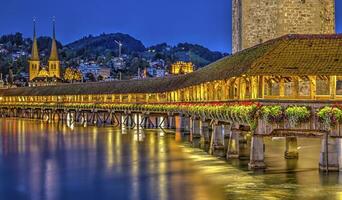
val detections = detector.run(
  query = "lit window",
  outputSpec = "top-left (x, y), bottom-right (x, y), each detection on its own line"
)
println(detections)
top-left (284, 77), bottom-right (294, 96)
top-left (298, 77), bottom-right (310, 96)
top-left (316, 76), bottom-right (330, 95)
top-left (264, 77), bottom-right (280, 96)
top-left (336, 76), bottom-right (342, 95)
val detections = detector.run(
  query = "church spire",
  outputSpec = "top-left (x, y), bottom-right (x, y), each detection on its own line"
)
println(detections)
top-left (31, 18), bottom-right (39, 61)
top-left (49, 17), bottom-right (59, 61)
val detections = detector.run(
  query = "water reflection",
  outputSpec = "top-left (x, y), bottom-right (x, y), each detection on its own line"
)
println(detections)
top-left (0, 118), bottom-right (342, 199)
top-left (179, 134), bottom-right (342, 200)
top-left (0, 119), bottom-right (224, 200)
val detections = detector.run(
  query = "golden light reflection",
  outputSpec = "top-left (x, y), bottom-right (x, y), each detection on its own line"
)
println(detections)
top-left (0, 118), bottom-right (341, 200)
top-left (158, 132), bottom-right (167, 200)
top-left (91, 127), bottom-right (98, 148)
top-left (147, 131), bottom-right (156, 196)
top-left (44, 160), bottom-right (59, 200)
top-left (134, 130), bottom-right (145, 142)
top-left (18, 120), bottom-right (26, 154)
top-left (337, 192), bottom-right (342, 200)
top-left (131, 128), bottom-right (140, 200)
top-left (106, 131), bottom-right (114, 169)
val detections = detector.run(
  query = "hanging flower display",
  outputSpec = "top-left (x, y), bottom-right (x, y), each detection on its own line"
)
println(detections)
top-left (260, 105), bottom-right (283, 123)
top-left (317, 106), bottom-right (342, 130)
top-left (285, 106), bottom-right (311, 127)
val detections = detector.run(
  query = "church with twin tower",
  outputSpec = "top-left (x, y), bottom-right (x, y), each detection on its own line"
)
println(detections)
top-left (29, 19), bottom-right (61, 83)
top-left (232, 0), bottom-right (336, 53)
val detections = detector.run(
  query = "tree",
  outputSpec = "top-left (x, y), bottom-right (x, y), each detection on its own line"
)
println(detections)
top-left (128, 57), bottom-right (149, 75)
top-left (86, 73), bottom-right (96, 82)
top-left (97, 75), bottom-right (104, 81)
top-left (64, 67), bottom-right (82, 83)
top-left (8, 67), bottom-right (13, 86)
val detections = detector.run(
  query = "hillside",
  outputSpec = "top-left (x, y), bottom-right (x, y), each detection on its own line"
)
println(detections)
top-left (64, 33), bottom-right (146, 58)
top-left (0, 32), bottom-right (227, 78)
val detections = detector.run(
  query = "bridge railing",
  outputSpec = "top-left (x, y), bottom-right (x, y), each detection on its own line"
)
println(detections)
top-left (2, 101), bottom-right (342, 137)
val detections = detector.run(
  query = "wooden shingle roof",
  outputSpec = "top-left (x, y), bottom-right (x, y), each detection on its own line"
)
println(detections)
top-left (2, 34), bottom-right (342, 97)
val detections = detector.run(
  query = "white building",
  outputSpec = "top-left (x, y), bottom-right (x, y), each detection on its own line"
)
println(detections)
top-left (78, 62), bottom-right (112, 81)
top-left (111, 57), bottom-right (126, 70)
top-left (78, 62), bottom-right (101, 79)
top-left (98, 67), bottom-right (111, 80)
top-left (146, 67), bottom-right (166, 78)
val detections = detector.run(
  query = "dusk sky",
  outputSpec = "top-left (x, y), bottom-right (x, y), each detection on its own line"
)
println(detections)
top-left (1, 0), bottom-right (342, 53)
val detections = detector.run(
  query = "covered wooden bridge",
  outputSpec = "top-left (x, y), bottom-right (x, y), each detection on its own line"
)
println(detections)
top-left (1, 34), bottom-right (342, 171)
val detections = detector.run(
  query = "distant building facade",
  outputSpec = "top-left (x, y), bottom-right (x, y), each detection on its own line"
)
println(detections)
top-left (170, 62), bottom-right (194, 75)
top-left (78, 62), bottom-right (101, 78)
top-left (98, 67), bottom-right (111, 80)
top-left (78, 62), bottom-right (111, 81)
top-left (111, 57), bottom-right (126, 70)
top-left (142, 59), bottom-right (167, 78)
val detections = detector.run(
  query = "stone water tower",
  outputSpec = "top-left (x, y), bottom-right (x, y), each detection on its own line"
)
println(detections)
top-left (232, 0), bottom-right (335, 53)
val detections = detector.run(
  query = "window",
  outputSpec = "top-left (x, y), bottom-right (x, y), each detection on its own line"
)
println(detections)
top-left (148, 94), bottom-right (157, 102)
top-left (122, 95), bottom-right (128, 102)
top-left (239, 78), bottom-right (251, 99)
top-left (264, 78), bottom-right (280, 96)
top-left (316, 76), bottom-right (330, 95)
top-left (136, 94), bottom-right (145, 103)
top-left (298, 77), bottom-right (310, 96)
top-left (336, 76), bottom-right (342, 95)
top-left (284, 78), bottom-right (295, 96)
top-left (106, 95), bottom-right (112, 101)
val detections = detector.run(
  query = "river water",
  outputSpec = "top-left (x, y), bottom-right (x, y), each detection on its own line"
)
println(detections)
top-left (0, 118), bottom-right (341, 200)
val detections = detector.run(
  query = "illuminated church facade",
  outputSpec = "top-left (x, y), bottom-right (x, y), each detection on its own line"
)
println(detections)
top-left (29, 19), bottom-right (61, 85)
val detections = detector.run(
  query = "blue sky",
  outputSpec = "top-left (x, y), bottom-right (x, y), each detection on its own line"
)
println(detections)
top-left (0, 0), bottom-right (341, 52)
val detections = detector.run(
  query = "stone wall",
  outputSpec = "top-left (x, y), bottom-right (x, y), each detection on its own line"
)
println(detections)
top-left (232, 0), bottom-right (336, 53)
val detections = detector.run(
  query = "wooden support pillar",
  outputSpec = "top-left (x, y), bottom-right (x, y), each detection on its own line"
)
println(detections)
top-left (339, 138), bottom-right (342, 172)
top-left (199, 121), bottom-right (210, 150)
top-left (330, 76), bottom-right (337, 100)
top-left (293, 76), bottom-right (299, 98)
top-left (209, 122), bottom-right (225, 157)
top-left (136, 114), bottom-right (140, 130)
top-left (190, 118), bottom-right (201, 135)
top-left (279, 78), bottom-right (285, 97)
top-left (285, 137), bottom-right (299, 159)
top-left (190, 118), bottom-right (201, 147)
top-left (209, 123), bottom-right (216, 155)
top-left (248, 135), bottom-right (266, 170)
top-left (227, 128), bottom-right (240, 159)
top-left (319, 134), bottom-right (340, 172)
top-left (200, 84), bottom-right (204, 101)
top-left (239, 133), bottom-right (251, 159)
top-left (309, 76), bottom-right (316, 100)
top-left (167, 116), bottom-right (176, 129)
top-left (223, 124), bottom-right (232, 152)
top-left (180, 116), bottom-right (190, 132)
top-left (251, 76), bottom-right (259, 99)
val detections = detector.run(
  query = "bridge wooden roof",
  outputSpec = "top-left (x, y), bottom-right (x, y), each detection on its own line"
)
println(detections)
top-left (2, 34), bottom-right (342, 97)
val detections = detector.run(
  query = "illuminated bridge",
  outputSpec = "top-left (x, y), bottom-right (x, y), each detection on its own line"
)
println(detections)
top-left (1, 35), bottom-right (342, 171)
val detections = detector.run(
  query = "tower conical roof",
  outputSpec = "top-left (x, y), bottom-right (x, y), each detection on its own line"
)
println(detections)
top-left (31, 19), bottom-right (39, 61)
top-left (49, 18), bottom-right (59, 61)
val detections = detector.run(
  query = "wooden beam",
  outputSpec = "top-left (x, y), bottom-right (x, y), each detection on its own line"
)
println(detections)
top-left (309, 76), bottom-right (316, 99)
top-left (330, 76), bottom-right (337, 99)
top-left (258, 76), bottom-right (264, 99)
top-left (279, 77), bottom-right (285, 97)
